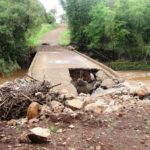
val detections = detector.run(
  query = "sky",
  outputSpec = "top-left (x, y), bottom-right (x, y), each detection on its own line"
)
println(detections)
top-left (39, 0), bottom-right (64, 22)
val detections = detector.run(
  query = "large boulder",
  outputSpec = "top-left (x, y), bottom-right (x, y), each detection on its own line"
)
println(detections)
top-left (19, 127), bottom-right (50, 143)
top-left (27, 102), bottom-right (40, 120)
top-left (96, 70), bottom-right (108, 81)
top-left (75, 79), bottom-right (89, 94)
top-left (84, 103), bottom-right (104, 114)
top-left (101, 78), bottom-right (116, 89)
top-left (129, 82), bottom-right (148, 98)
top-left (66, 99), bottom-right (84, 110)
top-left (84, 99), bottom-right (108, 114)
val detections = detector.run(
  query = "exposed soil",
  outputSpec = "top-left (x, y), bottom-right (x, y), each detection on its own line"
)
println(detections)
top-left (40, 24), bottom-right (66, 46)
top-left (1, 104), bottom-right (150, 150)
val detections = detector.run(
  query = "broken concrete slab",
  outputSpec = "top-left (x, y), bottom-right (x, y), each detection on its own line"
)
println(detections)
top-left (19, 127), bottom-right (50, 144)
top-left (96, 70), bottom-right (108, 81)
top-left (65, 99), bottom-right (84, 110)
top-left (101, 78), bottom-right (116, 89)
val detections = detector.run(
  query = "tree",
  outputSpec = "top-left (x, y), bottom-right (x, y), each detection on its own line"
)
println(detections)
top-left (0, 0), bottom-right (47, 75)
top-left (46, 11), bottom-right (56, 24)
top-left (60, 0), bottom-right (100, 50)
top-left (85, 0), bottom-right (150, 61)
top-left (60, 0), bottom-right (150, 62)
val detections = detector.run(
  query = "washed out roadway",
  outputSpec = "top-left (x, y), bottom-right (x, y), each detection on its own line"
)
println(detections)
top-left (28, 25), bottom-right (119, 95)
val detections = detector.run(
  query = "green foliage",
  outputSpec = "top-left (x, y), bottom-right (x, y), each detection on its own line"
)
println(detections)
top-left (46, 11), bottom-right (56, 24)
top-left (110, 60), bottom-right (150, 71)
top-left (48, 124), bottom-right (58, 133)
top-left (60, 13), bottom-right (67, 23)
top-left (60, 0), bottom-right (150, 63)
top-left (0, 0), bottom-right (48, 75)
top-left (59, 28), bottom-right (71, 46)
top-left (27, 23), bottom-right (57, 46)
top-left (0, 59), bottom-right (20, 76)
top-left (60, 0), bottom-right (100, 50)
top-left (85, 0), bottom-right (150, 61)
top-left (85, 2), bottom-right (115, 50)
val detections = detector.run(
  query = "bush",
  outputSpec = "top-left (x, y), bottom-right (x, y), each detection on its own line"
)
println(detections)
top-left (59, 29), bottom-right (71, 46)
top-left (110, 60), bottom-right (150, 71)
top-left (85, 0), bottom-right (150, 61)
top-left (60, 0), bottom-right (100, 50)
top-left (27, 23), bottom-right (57, 46)
top-left (0, 0), bottom-right (48, 75)
top-left (60, 0), bottom-right (150, 62)
top-left (0, 59), bottom-right (20, 76)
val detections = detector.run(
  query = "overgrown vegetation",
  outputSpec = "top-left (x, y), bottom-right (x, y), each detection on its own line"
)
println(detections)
top-left (60, 0), bottom-right (150, 69)
top-left (0, 0), bottom-right (55, 75)
top-left (60, 0), bottom-right (100, 50)
top-left (110, 60), bottom-right (150, 71)
top-left (27, 23), bottom-right (57, 46)
top-left (0, 59), bottom-right (20, 76)
top-left (59, 28), bottom-right (71, 46)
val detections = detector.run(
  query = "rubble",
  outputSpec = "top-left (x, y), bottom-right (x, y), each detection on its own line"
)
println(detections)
top-left (19, 127), bottom-right (50, 143)
top-left (65, 99), bottom-right (84, 110)
top-left (0, 71), bottom-right (149, 123)
top-left (84, 103), bottom-right (104, 114)
top-left (129, 82), bottom-right (148, 98)
top-left (0, 73), bottom-right (150, 150)
top-left (40, 104), bottom-right (51, 117)
top-left (51, 101), bottom-right (64, 113)
top-left (101, 78), bottom-right (116, 89)
top-left (96, 70), bottom-right (108, 81)
top-left (0, 77), bottom-right (61, 120)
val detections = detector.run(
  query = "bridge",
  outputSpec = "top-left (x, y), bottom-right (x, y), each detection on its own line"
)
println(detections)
top-left (28, 25), bottom-right (120, 95)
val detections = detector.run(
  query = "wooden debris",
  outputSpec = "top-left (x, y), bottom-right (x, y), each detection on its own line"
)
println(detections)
top-left (0, 77), bottom-right (61, 120)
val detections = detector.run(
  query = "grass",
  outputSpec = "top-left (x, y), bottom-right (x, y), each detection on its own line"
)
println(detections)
top-left (27, 23), bottom-right (57, 46)
top-left (110, 60), bottom-right (150, 71)
top-left (48, 124), bottom-right (58, 133)
top-left (36, 145), bottom-right (41, 150)
top-left (15, 124), bottom-right (21, 133)
top-left (106, 118), bottom-right (117, 133)
top-left (44, 118), bottom-right (58, 133)
top-left (0, 59), bottom-right (20, 77)
top-left (145, 120), bottom-right (150, 130)
top-left (59, 28), bottom-right (71, 46)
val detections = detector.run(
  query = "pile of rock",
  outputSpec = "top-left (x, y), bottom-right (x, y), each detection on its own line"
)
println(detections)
top-left (70, 69), bottom-right (120, 94)
top-left (0, 73), bottom-right (149, 121)
top-left (26, 80), bottom-right (149, 121)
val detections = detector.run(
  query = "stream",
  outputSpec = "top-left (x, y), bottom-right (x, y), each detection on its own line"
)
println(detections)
top-left (0, 69), bottom-right (27, 85)
top-left (118, 70), bottom-right (150, 88)
top-left (0, 69), bottom-right (149, 87)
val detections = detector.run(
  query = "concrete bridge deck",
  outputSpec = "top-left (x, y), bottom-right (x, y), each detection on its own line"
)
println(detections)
top-left (28, 46), bottom-right (119, 95)
top-left (28, 25), bottom-right (120, 95)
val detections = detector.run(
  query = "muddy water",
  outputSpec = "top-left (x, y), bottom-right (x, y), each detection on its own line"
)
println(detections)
top-left (0, 69), bottom-right (149, 88)
top-left (118, 71), bottom-right (150, 87)
top-left (0, 69), bottom-right (27, 85)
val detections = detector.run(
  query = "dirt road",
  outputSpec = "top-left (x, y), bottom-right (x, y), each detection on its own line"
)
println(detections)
top-left (40, 24), bottom-right (66, 46)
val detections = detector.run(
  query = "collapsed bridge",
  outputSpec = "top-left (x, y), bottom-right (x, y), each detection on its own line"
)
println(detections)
top-left (28, 45), bottom-right (121, 95)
